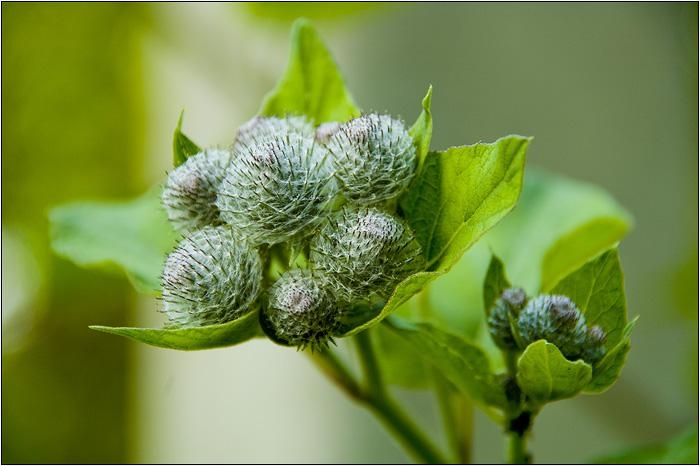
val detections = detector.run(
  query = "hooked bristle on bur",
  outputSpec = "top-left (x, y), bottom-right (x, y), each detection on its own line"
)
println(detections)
top-left (162, 148), bottom-right (234, 235)
top-left (324, 113), bottom-right (416, 205)
top-left (216, 133), bottom-right (338, 246)
top-left (161, 226), bottom-right (263, 327)
top-left (310, 207), bottom-right (425, 301)
top-left (261, 269), bottom-right (340, 351)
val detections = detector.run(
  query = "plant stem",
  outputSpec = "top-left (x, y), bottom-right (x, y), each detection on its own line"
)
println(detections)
top-left (418, 289), bottom-right (474, 463)
top-left (310, 345), bottom-right (447, 463)
top-left (503, 350), bottom-right (532, 464)
top-left (353, 329), bottom-right (448, 464)
top-left (507, 430), bottom-right (529, 464)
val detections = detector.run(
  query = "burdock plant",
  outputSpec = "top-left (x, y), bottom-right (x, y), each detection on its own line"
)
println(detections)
top-left (50, 19), bottom-right (637, 464)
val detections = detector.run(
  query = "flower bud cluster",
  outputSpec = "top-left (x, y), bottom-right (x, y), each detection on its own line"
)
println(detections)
top-left (487, 289), bottom-right (607, 364)
top-left (159, 114), bottom-right (424, 347)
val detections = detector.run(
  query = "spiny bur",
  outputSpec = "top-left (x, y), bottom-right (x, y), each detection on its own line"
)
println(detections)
top-left (325, 113), bottom-right (416, 205)
top-left (161, 226), bottom-right (262, 327)
top-left (162, 148), bottom-right (233, 235)
top-left (261, 269), bottom-right (339, 350)
top-left (310, 207), bottom-right (424, 301)
top-left (217, 133), bottom-right (337, 245)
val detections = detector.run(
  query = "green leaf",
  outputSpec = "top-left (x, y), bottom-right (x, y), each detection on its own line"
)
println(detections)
top-left (483, 254), bottom-right (511, 315)
top-left (342, 135), bottom-right (529, 336)
top-left (90, 310), bottom-right (263, 350)
top-left (172, 110), bottom-right (202, 167)
top-left (259, 18), bottom-right (360, 124)
top-left (541, 216), bottom-right (629, 292)
top-left (551, 248), bottom-right (627, 347)
top-left (401, 135), bottom-right (530, 269)
top-left (385, 316), bottom-right (507, 411)
top-left (516, 340), bottom-right (592, 405)
top-left (585, 316), bottom-right (638, 393)
top-left (49, 188), bottom-right (179, 294)
top-left (375, 323), bottom-right (431, 389)
top-left (593, 425), bottom-right (698, 464)
top-left (409, 85), bottom-right (433, 171)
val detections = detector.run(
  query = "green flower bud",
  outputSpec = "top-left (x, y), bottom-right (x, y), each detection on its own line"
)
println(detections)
top-left (161, 226), bottom-right (262, 327)
top-left (517, 294), bottom-right (589, 360)
top-left (581, 325), bottom-right (607, 364)
top-left (310, 207), bottom-right (425, 301)
top-left (261, 269), bottom-right (339, 350)
top-left (162, 148), bottom-right (233, 235)
top-left (233, 115), bottom-right (314, 153)
top-left (487, 287), bottom-right (527, 351)
top-left (217, 133), bottom-right (337, 245)
top-left (325, 113), bottom-right (416, 205)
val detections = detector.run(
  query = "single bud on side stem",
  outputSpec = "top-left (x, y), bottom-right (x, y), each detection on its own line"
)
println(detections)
top-left (517, 294), bottom-right (607, 363)
top-left (162, 148), bottom-right (233, 235)
top-left (161, 226), bottom-right (262, 327)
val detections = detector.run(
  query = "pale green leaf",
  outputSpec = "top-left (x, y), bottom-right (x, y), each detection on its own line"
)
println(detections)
top-left (173, 110), bottom-right (202, 167)
top-left (375, 323), bottom-right (430, 389)
top-left (517, 339), bottom-right (592, 405)
top-left (385, 316), bottom-right (507, 411)
top-left (541, 216), bottom-right (629, 292)
top-left (409, 85), bottom-right (433, 171)
top-left (49, 188), bottom-right (178, 294)
top-left (483, 253), bottom-right (511, 316)
top-left (551, 248), bottom-right (627, 347)
top-left (90, 310), bottom-right (263, 351)
top-left (259, 18), bottom-right (360, 124)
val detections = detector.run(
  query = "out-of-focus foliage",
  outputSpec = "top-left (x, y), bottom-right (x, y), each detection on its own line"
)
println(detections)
top-left (593, 425), bottom-right (698, 464)
top-left (245, 2), bottom-right (386, 22)
top-left (2, 3), bottom-right (149, 463)
top-left (50, 189), bottom-right (178, 294)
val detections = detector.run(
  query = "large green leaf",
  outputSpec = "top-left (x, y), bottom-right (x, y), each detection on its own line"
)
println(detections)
top-left (341, 136), bottom-right (529, 336)
top-left (402, 136), bottom-right (530, 269)
top-left (172, 110), bottom-right (202, 167)
top-left (385, 317), bottom-right (507, 411)
top-left (90, 310), bottom-right (263, 350)
top-left (516, 339), bottom-right (592, 405)
top-left (259, 18), bottom-right (360, 124)
top-left (551, 248), bottom-right (627, 347)
top-left (593, 425), bottom-right (698, 464)
top-left (49, 188), bottom-right (179, 294)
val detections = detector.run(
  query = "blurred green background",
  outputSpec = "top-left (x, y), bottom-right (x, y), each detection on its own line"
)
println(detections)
top-left (2, 3), bottom-right (697, 463)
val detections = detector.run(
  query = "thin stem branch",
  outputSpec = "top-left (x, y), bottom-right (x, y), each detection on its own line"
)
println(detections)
top-left (353, 330), bottom-right (448, 464)
top-left (507, 431), bottom-right (529, 464)
top-left (354, 329), bottom-right (385, 398)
